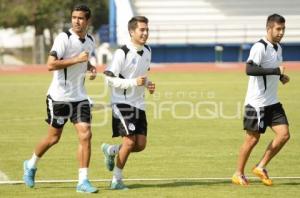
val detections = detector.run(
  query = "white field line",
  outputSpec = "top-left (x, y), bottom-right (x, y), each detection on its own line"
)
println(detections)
top-left (1, 176), bottom-right (300, 185)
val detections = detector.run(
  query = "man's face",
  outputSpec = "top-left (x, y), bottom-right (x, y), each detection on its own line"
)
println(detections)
top-left (268, 22), bottom-right (285, 43)
top-left (130, 22), bottom-right (149, 45)
top-left (71, 11), bottom-right (89, 34)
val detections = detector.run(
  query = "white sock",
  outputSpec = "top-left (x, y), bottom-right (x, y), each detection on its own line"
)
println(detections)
top-left (27, 153), bottom-right (40, 169)
top-left (112, 166), bottom-right (123, 182)
top-left (108, 145), bottom-right (121, 156)
top-left (78, 168), bottom-right (88, 185)
top-left (256, 163), bottom-right (265, 169)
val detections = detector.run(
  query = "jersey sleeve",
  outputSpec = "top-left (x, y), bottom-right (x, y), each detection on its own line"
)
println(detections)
top-left (247, 43), bottom-right (265, 66)
top-left (105, 49), bottom-right (125, 76)
top-left (50, 33), bottom-right (68, 60)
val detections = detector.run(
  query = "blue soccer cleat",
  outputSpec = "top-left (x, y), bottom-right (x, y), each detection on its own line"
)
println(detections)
top-left (76, 179), bottom-right (98, 193)
top-left (23, 160), bottom-right (37, 188)
top-left (111, 180), bottom-right (129, 190)
top-left (101, 143), bottom-right (115, 171)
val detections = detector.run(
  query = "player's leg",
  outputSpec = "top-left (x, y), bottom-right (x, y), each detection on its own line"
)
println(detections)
top-left (252, 124), bottom-right (289, 186)
top-left (132, 134), bottom-right (146, 152)
top-left (257, 124), bottom-right (289, 167)
top-left (110, 135), bottom-right (136, 190)
top-left (73, 100), bottom-right (98, 193)
top-left (23, 126), bottom-right (63, 188)
top-left (23, 96), bottom-right (68, 188)
top-left (232, 104), bottom-right (262, 186)
top-left (34, 126), bottom-right (63, 158)
top-left (232, 131), bottom-right (260, 186)
top-left (132, 108), bottom-right (147, 152)
top-left (253, 103), bottom-right (290, 186)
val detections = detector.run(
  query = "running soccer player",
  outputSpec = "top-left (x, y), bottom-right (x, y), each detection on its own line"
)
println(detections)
top-left (23, 4), bottom-right (98, 193)
top-left (101, 16), bottom-right (155, 190)
top-left (232, 13), bottom-right (290, 186)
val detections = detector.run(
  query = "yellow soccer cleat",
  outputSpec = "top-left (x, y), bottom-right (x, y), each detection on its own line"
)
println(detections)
top-left (232, 174), bottom-right (249, 186)
top-left (252, 166), bottom-right (273, 186)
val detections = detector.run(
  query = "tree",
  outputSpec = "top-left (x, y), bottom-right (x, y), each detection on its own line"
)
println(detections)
top-left (0, 0), bottom-right (108, 63)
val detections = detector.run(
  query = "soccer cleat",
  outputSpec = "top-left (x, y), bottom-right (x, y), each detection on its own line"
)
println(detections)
top-left (111, 180), bottom-right (129, 190)
top-left (101, 143), bottom-right (115, 171)
top-left (23, 160), bottom-right (37, 188)
top-left (76, 179), bottom-right (98, 193)
top-left (232, 174), bottom-right (249, 186)
top-left (252, 166), bottom-right (273, 186)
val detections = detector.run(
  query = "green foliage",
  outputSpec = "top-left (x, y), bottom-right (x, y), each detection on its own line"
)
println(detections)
top-left (0, 0), bottom-right (108, 34)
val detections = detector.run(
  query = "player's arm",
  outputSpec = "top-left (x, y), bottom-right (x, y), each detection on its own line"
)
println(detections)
top-left (87, 61), bottom-right (97, 80)
top-left (246, 60), bottom-right (284, 76)
top-left (47, 51), bottom-right (89, 71)
top-left (280, 74), bottom-right (290, 84)
top-left (104, 71), bottom-right (146, 89)
top-left (146, 80), bottom-right (155, 94)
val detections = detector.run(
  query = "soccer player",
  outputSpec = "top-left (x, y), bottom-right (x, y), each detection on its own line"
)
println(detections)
top-left (23, 4), bottom-right (98, 193)
top-left (101, 16), bottom-right (155, 190)
top-left (232, 14), bottom-right (290, 186)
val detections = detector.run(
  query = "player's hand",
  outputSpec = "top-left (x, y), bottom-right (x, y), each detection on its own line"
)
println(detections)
top-left (280, 74), bottom-right (290, 84)
top-left (136, 76), bottom-right (147, 86)
top-left (279, 65), bottom-right (285, 75)
top-left (88, 65), bottom-right (97, 80)
top-left (147, 81), bottom-right (155, 94)
top-left (76, 51), bottom-right (89, 63)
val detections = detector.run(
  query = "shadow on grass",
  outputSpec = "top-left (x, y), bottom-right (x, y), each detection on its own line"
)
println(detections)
top-left (127, 180), bottom-right (232, 189)
top-left (280, 181), bottom-right (300, 186)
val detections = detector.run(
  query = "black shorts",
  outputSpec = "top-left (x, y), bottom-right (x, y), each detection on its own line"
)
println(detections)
top-left (243, 102), bottom-right (289, 133)
top-left (45, 95), bottom-right (91, 129)
top-left (112, 104), bottom-right (147, 137)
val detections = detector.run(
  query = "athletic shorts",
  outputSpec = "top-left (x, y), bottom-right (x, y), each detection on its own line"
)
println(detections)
top-left (45, 95), bottom-right (91, 129)
top-left (243, 102), bottom-right (289, 133)
top-left (111, 103), bottom-right (147, 137)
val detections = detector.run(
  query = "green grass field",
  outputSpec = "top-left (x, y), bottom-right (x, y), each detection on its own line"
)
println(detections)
top-left (0, 71), bottom-right (300, 198)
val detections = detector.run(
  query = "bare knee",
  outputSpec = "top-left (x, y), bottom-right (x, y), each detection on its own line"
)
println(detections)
top-left (134, 143), bottom-right (146, 152)
top-left (122, 139), bottom-right (136, 151)
top-left (48, 134), bottom-right (61, 146)
top-left (280, 132), bottom-right (290, 143)
top-left (246, 133), bottom-right (260, 147)
top-left (79, 130), bottom-right (92, 142)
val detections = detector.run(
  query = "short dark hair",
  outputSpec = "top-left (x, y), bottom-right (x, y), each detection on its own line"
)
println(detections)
top-left (72, 4), bottom-right (91, 20)
top-left (128, 16), bottom-right (149, 32)
top-left (266, 14), bottom-right (285, 28)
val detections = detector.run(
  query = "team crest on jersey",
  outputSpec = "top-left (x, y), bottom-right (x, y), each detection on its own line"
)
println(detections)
top-left (56, 117), bottom-right (65, 125)
top-left (259, 121), bottom-right (264, 128)
top-left (128, 123), bottom-right (136, 131)
top-left (131, 58), bottom-right (137, 65)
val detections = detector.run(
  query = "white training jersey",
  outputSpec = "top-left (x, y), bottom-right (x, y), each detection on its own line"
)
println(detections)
top-left (244, 37), bottom-right (283, 107)
top-left (105, 42), bottom-right (151, 110)
top-left (47, 28), bottom-right (95, 102)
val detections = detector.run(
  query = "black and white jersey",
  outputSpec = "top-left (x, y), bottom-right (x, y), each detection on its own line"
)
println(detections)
top-left (105, 42), bottom-right (151, 110)
top-left (47, 28), bottom-right (96, 102)
top-left (245, 37), bottom-right (283, 107)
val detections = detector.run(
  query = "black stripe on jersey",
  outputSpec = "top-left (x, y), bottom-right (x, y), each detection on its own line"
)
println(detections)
top-left (64, 30), bottom-right (72, 38)
top-left (273, 43), bottom-right (278, 51)
top-left (144, 44), bottom-right (151, 52)
top-left (87, 34), bottom-right (94, 42)
top-left (104, 70), bottom-right (116, 77)
top-left (64, 68), bottom-right (67, 86)
top-left (137, 50), bottom-right (144, 56)
top-left (120, 45), bottom-right (130, 59)
top-left (49, 51), bottom-right (58, 59)
top-left (263, 75), bottom-right (267, 92)
top-left (118, 74), bottom-right (127, 99)
top-left (79, 38), bottom-right (85, 43)
top-left (258, 39), bottom-right (267, 51)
